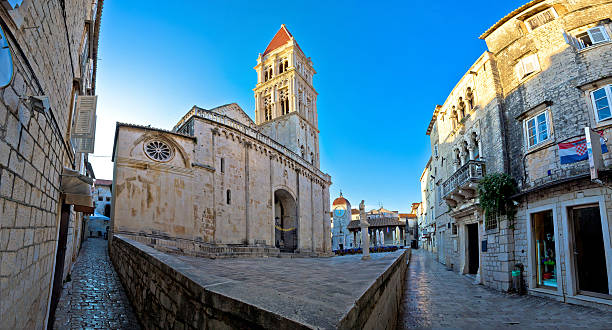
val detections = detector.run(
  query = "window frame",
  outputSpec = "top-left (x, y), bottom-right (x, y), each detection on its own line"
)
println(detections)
top-left (565, 25), bottom-right (611, 51)
top-left (523, 109), bottom-right (552, 149)
top-left (516, 54), bottom-right (541, 80)
top-left (590, 84), bottom-right (612, 123)
top-left (524, 7), bottom-right (558, 32)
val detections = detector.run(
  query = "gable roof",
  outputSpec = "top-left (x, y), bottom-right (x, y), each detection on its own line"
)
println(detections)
top-left (209, 103), bottom-right (256, 128)
top-left (263, 24), bottom-right (304, 56)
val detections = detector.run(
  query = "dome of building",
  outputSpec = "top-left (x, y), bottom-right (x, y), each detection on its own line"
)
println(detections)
top-left (332, 192), bottom-right (350, 206)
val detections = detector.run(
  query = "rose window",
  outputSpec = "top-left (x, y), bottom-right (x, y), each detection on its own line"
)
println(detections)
top-left (144, 141), bottom-right (172, 162)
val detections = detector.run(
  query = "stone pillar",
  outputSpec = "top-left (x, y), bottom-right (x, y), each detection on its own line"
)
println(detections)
top-left (359, 200), bottom-right (370, 260)
top-left (468, 144), bottom-right (475, 161)
top-left (459, 148), bottom-right (467, 166)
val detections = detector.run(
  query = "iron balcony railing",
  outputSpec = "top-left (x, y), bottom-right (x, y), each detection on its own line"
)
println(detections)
top-left (441, 160), bottom-right (486, 198)
top-left (174, 108), bottom-right (331, 182)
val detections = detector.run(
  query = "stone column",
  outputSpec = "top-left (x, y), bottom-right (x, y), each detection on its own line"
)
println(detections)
top-left (359, 200), bottom-right (370, 260)
top-left (468, 143), bottom-right (475, 161)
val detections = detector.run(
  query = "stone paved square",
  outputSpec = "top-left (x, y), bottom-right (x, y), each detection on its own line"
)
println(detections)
top-left (399, 250), bottom-right (612, 329)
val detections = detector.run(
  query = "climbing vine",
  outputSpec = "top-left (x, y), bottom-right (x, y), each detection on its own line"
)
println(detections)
top-left (478, 173), bottom-right (518, 222)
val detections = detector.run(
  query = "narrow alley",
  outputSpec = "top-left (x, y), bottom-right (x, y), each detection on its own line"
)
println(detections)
top-left (398, 249), bottom-right (612, 328)
top-left (53, 239), bottom-right (140, 329)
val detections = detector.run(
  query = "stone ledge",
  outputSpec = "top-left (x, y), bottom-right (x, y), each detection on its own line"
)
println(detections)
top-left (110, 234), bottom-right (407, 329)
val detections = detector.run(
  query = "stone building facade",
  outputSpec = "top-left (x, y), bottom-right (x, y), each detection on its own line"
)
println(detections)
top-left (93, 178), bottom-right (111, 216)
top-left (480, 0), bottom-right (612, 307)
top-left (422, 0), bottom-right (612, 308)
top-left (0, 1), bottom-right (103, 327)
top-left (111, 26), bottom-right (332, 257)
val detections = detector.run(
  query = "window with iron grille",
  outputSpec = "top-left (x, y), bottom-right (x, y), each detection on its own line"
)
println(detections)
top-left (485, 211), bottom-right (498, 230)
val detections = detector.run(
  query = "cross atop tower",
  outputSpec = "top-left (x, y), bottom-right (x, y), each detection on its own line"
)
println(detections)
top-left (253, 25), bottom-right (320, 168)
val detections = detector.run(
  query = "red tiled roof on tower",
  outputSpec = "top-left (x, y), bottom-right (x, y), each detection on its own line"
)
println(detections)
top-left (263, 24), bottom-right (304, 56)
top-left (332, 192), bottom-right (349, 206)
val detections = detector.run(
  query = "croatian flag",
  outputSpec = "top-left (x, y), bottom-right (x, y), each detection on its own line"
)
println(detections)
top-left (559, 132), bottom-right (608, 164)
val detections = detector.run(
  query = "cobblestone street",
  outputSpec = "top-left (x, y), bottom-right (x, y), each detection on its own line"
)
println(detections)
top-left (398, 249), bottom-right (612, 328)
top-left (53, 238), bottom-right (140, 329)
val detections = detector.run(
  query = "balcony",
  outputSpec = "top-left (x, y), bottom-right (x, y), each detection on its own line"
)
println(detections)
top-left (442, 160), bottom-right (485, 207)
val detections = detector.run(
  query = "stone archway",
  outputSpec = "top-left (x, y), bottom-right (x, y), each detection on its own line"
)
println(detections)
top-left (274, 189), bottom-right (298, 252)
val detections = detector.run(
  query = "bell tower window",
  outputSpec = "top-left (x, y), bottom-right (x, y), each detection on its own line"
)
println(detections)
top-left (264, 95), bottom-right (272, 121)
top-left (280, 88), bottom-right (289, 115)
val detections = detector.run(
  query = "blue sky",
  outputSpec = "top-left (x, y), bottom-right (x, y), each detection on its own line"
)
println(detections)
top-left (90, 0), bottom-right (526, 212)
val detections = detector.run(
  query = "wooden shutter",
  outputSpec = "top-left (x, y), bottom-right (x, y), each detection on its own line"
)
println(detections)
top-left (562, 30), bottom-right (583, 50)
top-left (587, 26), bottom-right (609, 44)
top-left (72, 95), bottom-right (97, 138)
top-left (516, 59), bottom-right (525, 80)
top-left (522, 54), bottom-right (540, 76)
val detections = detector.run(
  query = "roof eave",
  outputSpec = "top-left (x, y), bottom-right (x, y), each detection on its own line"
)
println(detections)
top-left (479, 0), bottom-right (545, 39)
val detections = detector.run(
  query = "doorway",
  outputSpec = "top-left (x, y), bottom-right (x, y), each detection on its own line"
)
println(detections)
top-left (274, 189), bottom-right (297, 252)
top-left (48, 203), bottom-right (70, 329)
top-left (467, 223), bottom-right (479, 274)
top-left (569, 205), bottom-right (609, 296)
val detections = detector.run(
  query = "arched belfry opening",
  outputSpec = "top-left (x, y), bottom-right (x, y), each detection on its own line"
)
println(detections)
top-left (274, 189), bottom-right (298, 252)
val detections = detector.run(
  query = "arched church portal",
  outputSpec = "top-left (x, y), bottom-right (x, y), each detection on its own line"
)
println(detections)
top-left (274, 189), bottom-right (298, 252)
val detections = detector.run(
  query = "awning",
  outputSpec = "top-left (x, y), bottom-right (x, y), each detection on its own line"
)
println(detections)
top-left (61, 167), bottom-right (94, 213)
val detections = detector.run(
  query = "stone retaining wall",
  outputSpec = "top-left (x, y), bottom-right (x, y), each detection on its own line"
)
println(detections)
top-left (110, 235), bottom-right (407, 329)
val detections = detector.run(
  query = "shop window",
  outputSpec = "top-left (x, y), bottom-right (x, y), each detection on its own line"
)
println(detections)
top-left (532, 210), bottom-right (557, 288)
top-left (590, 84), bottom-right (612, 122)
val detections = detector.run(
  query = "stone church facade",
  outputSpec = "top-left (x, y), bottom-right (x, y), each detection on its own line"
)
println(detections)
top-left (111, 26), bottom-right (332, 257)
top-left (423, 0), bottom-right (612, 308)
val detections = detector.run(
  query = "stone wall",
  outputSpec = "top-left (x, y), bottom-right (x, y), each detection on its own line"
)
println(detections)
top-left (110, 234), bottom-right (408, 329)
top-left (339, 249), bottom-right (409, 330)
top-left (0, 1), bottom-right (101, 327)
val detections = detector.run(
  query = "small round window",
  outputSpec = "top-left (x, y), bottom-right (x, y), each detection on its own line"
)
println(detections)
top-left (144, 140), bottom-right (172, 162)
top-left (0, 25), bottom-right (14, 88)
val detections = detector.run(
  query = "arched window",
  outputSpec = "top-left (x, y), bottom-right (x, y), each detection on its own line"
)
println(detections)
top-left (226, 190), bottom-right (231, 205)
top-left (264, 71), bottom-right (268, 82)
top-left (284, 60), bottom-right (288, 71)
top-left (264, 95), bottom-right (272, 121)
top-left (280, 88), bottom-right (289, 115)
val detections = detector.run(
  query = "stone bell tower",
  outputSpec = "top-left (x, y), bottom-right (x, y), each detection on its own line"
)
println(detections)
top-left (253, 24), bottom-right (320, 168)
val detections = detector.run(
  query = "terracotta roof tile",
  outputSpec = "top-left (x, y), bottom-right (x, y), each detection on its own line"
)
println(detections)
top-left (347, 217), bottom-right (405, 230)
top-left (263, 24), bottom-right (304, 56)
top-left (95, 179), bottom-right (112, 186)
